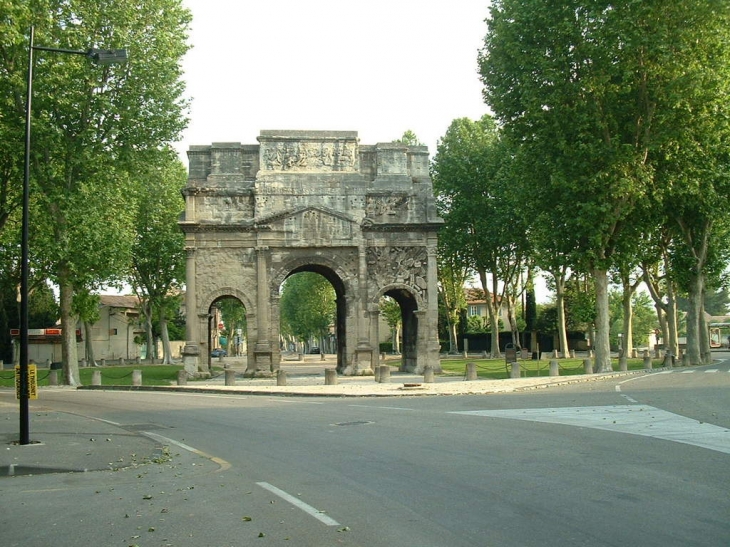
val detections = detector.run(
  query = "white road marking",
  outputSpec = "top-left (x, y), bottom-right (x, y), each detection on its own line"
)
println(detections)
top-left (681, 370), bottom-right (696, 374)
top-left (705, 369), bottom-right (719, 373)
top-left (450, 405), bottom-right (730, 455)
top-left (256, 482), bottom-right (340, 526)
top-left (143, 431), bottom-right (231, 471)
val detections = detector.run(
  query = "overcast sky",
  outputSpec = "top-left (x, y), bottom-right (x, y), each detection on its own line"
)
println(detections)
top-left (176, 0), bottom-right (491, 160)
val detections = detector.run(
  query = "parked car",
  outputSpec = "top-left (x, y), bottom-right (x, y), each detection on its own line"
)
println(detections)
top-left (309, 347), bottom-right (320, 354)
top-left (211, 348), bottom-right (227, 357)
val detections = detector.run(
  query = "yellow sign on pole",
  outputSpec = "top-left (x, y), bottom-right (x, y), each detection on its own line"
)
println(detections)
top-left (14, 364), bottom-right (38, 400)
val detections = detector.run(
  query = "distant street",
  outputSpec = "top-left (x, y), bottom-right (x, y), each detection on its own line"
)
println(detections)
top-left (3, 356), bottom-right (729, 547)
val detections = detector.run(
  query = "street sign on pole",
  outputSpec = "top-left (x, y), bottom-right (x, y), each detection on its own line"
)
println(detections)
top-left (15, 364), bottom-right (37, 400)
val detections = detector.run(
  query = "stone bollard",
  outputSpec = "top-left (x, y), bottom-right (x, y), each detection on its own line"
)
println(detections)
top-left (631, 348), bottom-right (638, 359)
top-left (277, 369), bottom-right (287, 386)
top-left (663, 353), bottom-right (673, 368)
top-left (92, 370), bottom-right (102, 386)
top-left (619, 356), bottom-right (628, 371)
top-left (100, 358), bottom-right (106, 367)
top-left (549, 359), bottom-right (559, 377)
top-left (552, 349), bottom-right (559, 359)
top-left (466, 362), bottom-right (477, 381)
top-left (643, 353), bottom-right (653, 370)
top-left (423, 365), bottom-right (435, 383)
top-left (49, 369), bottom-right (59, 386)
top-left (569, 349), bottom-right (576, 359)
top-left (583, 358), bottom-right (593, 374)
top-left (132, 369), bottom-right (142, 386)
top-left (177, 370), bottom-right (188, 385)
top-left (325, 369), bottom-right (338, 385)
top-left (379, 364), bottom-right (391, 383)
top-left (81, 358), bottom-right (87, 368)
top-left (321, 352), bottom-right (326, 361)
top-left (654, 348), bottom-right (661, 359)
top-left (45, 358), bottom-right (51, 368)
top-left (136, 356), bottom-right (141, 364)
top-left (225, 369), bottom-right (236, 386)
top-left (120, 358), bottom-right (126, 366)
top-left (380, 352), bottom-right (386, 362)
top-left (510, 361), bottom-right (521, 379)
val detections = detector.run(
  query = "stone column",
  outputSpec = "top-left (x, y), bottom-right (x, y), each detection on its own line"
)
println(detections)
top-left (181, 247), bottom-right (200, 374)
top-left (253, 246), bottom-right (272, 371)
top-left (424, 241), bottom-right (442, 373)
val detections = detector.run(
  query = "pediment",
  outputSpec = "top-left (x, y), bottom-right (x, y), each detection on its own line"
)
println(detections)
top-left (256, 206), bottom-right (357, 242)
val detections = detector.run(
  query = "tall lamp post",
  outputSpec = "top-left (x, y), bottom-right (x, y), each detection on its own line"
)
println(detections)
top-left (19, 26), bottom-right (127, 445)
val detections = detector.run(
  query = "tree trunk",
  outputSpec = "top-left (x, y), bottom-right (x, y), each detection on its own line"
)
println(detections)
top-left (145, 308), bottom-right (154, 362)
top-left (159, 309), bottom-right (173, 365)
top-left (84, 321), bottom-right (97, 366)
top-left (621, 282), bottom-right (634, 358)
top-left (554, 272), bottom-right (569, 358)
top-left (506, 294), bottom-right (521, 350)
top-left (479, 270), bottom-right (502, 358)
top-left (593, 268), bottom-right (612, 372)
top-left (685, 273), bottom-right (703, 365)
top-left (58, 276), bottom-right (80, 386)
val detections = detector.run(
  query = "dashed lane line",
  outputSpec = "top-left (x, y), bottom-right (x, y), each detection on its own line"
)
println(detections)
top-left (256, 481), bottom-right (341, 526)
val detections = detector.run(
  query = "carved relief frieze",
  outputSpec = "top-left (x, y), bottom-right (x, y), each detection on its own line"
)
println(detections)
top-left (366, 246), bottom-right (428, 299)
top-left (262, 140), bottom-right (357, 172)
top-left (365, 194), bottom-right (410, 217)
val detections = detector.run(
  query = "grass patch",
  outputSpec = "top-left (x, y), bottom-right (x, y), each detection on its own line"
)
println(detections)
top-left (0, 364), bottom-right (184, 388)
top-left (438, 357), bottom-right (660, 379)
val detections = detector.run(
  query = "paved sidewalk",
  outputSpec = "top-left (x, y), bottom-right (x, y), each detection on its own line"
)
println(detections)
top-left (0, 394), bottom-right (167, 476)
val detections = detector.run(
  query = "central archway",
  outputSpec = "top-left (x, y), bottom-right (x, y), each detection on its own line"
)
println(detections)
top-left (276, 261), bottom-right (348, 372)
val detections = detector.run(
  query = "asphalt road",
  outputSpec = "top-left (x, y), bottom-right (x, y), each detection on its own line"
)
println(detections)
top-left (2, 357), bottom-right (729, 546)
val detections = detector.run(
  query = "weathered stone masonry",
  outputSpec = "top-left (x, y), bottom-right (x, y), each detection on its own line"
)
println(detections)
top-left (179, 130), bottom-right (443, 375)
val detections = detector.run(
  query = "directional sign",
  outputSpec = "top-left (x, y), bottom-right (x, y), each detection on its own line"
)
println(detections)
top-left (14, 364), bottom-right (38, 400)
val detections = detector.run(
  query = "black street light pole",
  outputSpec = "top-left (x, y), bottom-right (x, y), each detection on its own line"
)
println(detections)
top-left (19, 26), bottom-right (127, 445)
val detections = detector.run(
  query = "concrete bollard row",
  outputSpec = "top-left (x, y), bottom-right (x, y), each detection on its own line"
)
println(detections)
top-left (277, 369), bottom-right (287, 386)
top-left (325, 368), bottom-right (338, 385)
top-left (466, 362), bottom-right (477, 381)
top-left (378, 364), bottom-right (391, 383)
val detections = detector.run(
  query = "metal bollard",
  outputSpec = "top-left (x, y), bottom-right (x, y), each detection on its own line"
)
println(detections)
top-left (132, 369), bottom-right (142, 386)
top-left (379, 364), bottom-right (391, 383)
top-left (583, 358), bottom-right (593, 374)
top-left (549, 359), bottom-right (559, 377)
top-left (225, 369), bottom-right (236, 386)
top-left (92, 370), bottom-right (102, 386)
top-left (177, 370), bottom-right (188, 385)
top-left (277, 369), bottom-right (287, 386)
top-left (325, 369), bottom-right (338, 385)
top-left (423, 365), bottom-right (434, 383)
top-left (466, 362), bottom-right (477, 381)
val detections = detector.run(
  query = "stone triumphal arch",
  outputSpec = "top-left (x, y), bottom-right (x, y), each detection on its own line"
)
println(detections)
top-left (179, 130), bottom-right (443, 376)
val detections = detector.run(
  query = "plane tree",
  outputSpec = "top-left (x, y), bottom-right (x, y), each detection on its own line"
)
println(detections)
top-left (0, 1), bottom-right (191, 384)
top-left (480, 0), bottom-right (730, 369)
